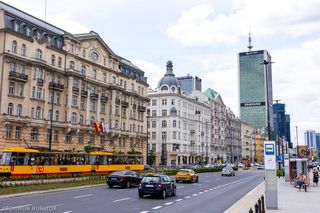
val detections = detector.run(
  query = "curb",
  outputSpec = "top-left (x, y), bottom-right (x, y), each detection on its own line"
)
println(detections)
top-left (0, 183), bottom-right (105, 199)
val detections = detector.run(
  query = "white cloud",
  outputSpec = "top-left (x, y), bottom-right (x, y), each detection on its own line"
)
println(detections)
top-left (167, 0), bottom-right (320, 46)
top-left (130, 59), bottom-right (165, 90)
top-left (48, 13), bottom-right (90, 34)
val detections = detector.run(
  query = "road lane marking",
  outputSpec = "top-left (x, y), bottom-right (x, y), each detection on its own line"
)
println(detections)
top-left (139, 211), bottom-right (149, 213)
top-left (185, 196), bottom-right (191, 199)
top-left (175, 199), bottom-right (183, 202)
top-left (73, 194), bottom-right (93, 199)
top-left (116, 189), bottom-right (129, 192)
top-left (164, 202), bottom-right (173, 205)
top-left (152, 206), bottom-right (162, 210)
top-left (113, 197), bottom-right (132, 203)
top-left (192, 194), bottom-right (198, 196)
top-left (204, 190), bottom-right (209, 192)
top-left (62, 211), bottom-right (73, 213)
top-left (0, 204), bottom-right (32, 212)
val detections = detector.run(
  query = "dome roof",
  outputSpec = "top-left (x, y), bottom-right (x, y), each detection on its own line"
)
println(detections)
top-left (158, 61), bottom-right (181, 88)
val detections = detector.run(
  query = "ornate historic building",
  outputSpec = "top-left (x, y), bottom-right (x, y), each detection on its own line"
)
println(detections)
top-left (226, 108), bottom-right (241, 163)
top-left (0, 2), bottom-right (149, 161)
top-left (147, 61), bottom-right (211, 166)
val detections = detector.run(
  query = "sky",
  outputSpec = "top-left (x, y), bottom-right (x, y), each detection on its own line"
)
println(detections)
top-left (4, 0), bottom-right (320, 146)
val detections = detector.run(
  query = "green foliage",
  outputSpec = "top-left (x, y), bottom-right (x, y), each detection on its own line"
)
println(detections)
top-left (148, 150), bottom-right (156, 166)
top-left (242, 167), bottom-right (250, 170)
top-left (277, 169), bottom-right (285, 177)
top-left (84, 145), bottom-right (95, 153)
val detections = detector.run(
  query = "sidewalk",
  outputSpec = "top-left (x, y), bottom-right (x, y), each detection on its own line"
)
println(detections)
top-left (225, 172), bottom-right (320, 213)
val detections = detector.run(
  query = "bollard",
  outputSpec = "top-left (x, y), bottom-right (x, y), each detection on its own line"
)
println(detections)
top-left (249, 208), bottom-right (253, 213)
top-left (258, 198), bottom-right (262, 213)
top-left (255, 203), bottom-right (259, 213)
top-left (261, 195), bottom-right (265, 213)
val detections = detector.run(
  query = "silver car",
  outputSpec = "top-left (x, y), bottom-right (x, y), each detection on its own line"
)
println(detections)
top-left (222, 166), bottom-right (235, 176)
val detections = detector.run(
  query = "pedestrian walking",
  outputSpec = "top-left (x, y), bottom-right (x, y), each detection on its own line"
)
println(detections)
top-left (313, 168), bottom-right (319, 187)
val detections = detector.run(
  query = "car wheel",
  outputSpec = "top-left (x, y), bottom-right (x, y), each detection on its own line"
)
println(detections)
top-left (161, 190), bottom-right (166, 199)
top-left (139, 192), bottom-right (144, 198)
top-left (172, 187), bottom-right (176, 196)
top-left (196, 177), bottom-right (199, 183)
top-left (108, 184), bottom-right (113, 188)
top-left (126, 181), bottom-right (131, 188)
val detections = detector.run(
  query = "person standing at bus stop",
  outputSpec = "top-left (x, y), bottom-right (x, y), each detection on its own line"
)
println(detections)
top-left (313, 167), bottom-right (319, 187)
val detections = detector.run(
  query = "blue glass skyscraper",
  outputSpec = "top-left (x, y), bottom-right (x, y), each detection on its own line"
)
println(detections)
top-left (273, 103), bottom-right (292, 148)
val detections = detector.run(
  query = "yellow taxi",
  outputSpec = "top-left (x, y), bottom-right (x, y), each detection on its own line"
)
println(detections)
top-left (175, 169), bottom-right (199, 183)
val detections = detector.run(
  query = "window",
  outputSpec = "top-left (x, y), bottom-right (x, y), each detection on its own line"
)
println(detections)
top-left (112, 76), bottom-right (116, 84)
top-left (7, 103), bottom-right (14, 115)
top-left (171, 99), bottom-right (175, 105)
top-left (162, 99), bottom-right (167, 105)
top-left (80, 115), bottom-right (84, 125)
top-left (90, 101), bottom-right (96, 111)
top-left (35, 107), bottom-right (41, 118)
top-left (101, 104), bottom-right (106, 113)
top-left (55, 111), bottom-right (59, 121)
top-left (36, 87), bottom-right (42, 99)
top-left (151, 132), bottom-right (156, 140)
top-left (173, 120), bottom-right (177, 127)
top-left (5, 125), bottom-right (12, 139)
top-left (69, 61), bottom-right (75, 69)
top-left (78, 133), bottom-right (84, 144)
top-left (10, 63), bottom-right (16, 72)
top-left (31, 107), bottom-right (34, 118)
top-left (162, 120), bottom-right (167, 128)
top-left (72, 95), bottom-right (78, 106)
top-left (152, 110), bottom-right (156, 117)
top-left (58, 57), bottom-right (62, 68)
top-left (12, 40), bottom-right (17, 53)
top-left (16, 104), bottom-right (22, 116)
top-left (71, 112), bottom-right (77, 124)
top-left (152, 121), bottom-right (156, 128)
top-left (81, 65), bottom-right (86, 75)
top-left (80, 98), bottom-right (85, 110)
top-left (17, 84), bottom-right (24, 96)
top-left (90, 117), bottom-right (94, 126)
top-left (30, 128), bottom-right (39, 141)
top-left (70, 44), bottom-right (74, 53)
top-left (51, 55), bottom-right (55, 65)
top-left (102, 73), bottom-right (107, 82)
top-left (161, 131), bottom-right (167, 140)
top-left (92, 69), bottom-right (97, 79)
top-left (15, 127), bottom-right (21, 140)
top-left (173, 131), bottom-right (177, 140)
top-left (35, 49), bottom-right (42, 60)
top-left (88, 134), bottom-right (94, 144)
top-left (21, 44), bottom-right (26, 56)
top-left (54, 130), bottom-right (59, 142)
top-left (152, 100), bottom-right (157, 106)
top-left (162, 110), bottom-right (167, 116)
top-left (65, 133), bottom-right (72, 143)
top-left (9, 82), bottom-right (15, 95)
top-left (48, 110), bottom-right (53, 120)
top-left (90, 52), bottom-right (99, 60)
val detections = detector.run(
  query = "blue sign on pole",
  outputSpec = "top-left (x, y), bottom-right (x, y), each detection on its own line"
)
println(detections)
top-left (277, 155), bottom-right (282, 162)
top-left (265, 144), bottom-right (275, 155)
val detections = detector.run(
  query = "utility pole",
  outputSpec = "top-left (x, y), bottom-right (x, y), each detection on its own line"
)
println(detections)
top-left (295, 126), bottom-right (299, 157)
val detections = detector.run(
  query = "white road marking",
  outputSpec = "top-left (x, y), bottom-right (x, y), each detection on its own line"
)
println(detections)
top-left (0, 204), bottom-right (32, 212)
top-left (199, 192), bottom-right (204, 194)
top-left (62, 211), bottom-right (73, 213)
top-left (113, 197), bottom-right (132, 203)
top-left (140, 211), bottom-right (149, 213)
top-left (204, 190), bottom-right (209, 192)
top-left (192, 194), bottom-right (198, 196)
top-left (175, 199), bottom-right (183, 202)
top-left (73, 194), bottom-right (93, 199)
top-left (209, 188), bottom-right (213, 191)
top-left (152, 206), bottom-right (162, 210)
top-left (165, 202), bottom-right (173, 205)
top-left (116, 189), bottom-right (128, 192)
top-left (185, 196), bottom-right (191, 199)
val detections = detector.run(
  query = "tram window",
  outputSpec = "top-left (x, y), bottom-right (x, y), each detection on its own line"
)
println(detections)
top-left (1, 152), bottom-right (12, 165)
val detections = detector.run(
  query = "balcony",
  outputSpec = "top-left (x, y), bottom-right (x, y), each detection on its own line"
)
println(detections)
top-left (81, 90), bottom-right (88, 97)
top-left (9, 71), bottom-right (28, 82)
top-left (190, 129), bottom-right (195, 134)
top-left (37, 78), bottom-right (44, 86)
top-left (90, 93), bottom-right (99, 100)
top-left (100, 95), bottom-right (108, 102)
top-left (49, 82), bottom-right (64, 91)
top-left (115, 98), bottom-right (120, 105)
top-left (132, 104), bottom-right (137, 109)
top-left (121, 101), bottom-right (129, 108)
top-left (138, 105), bottom-right (146, 112)
top-left (72, 86), bottom-right (79, 93)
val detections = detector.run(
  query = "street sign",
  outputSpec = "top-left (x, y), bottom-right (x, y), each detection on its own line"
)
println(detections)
top-left (276, 155), bottom-right (282, 162)
top-left (264, 141), bottom-right (276, 170)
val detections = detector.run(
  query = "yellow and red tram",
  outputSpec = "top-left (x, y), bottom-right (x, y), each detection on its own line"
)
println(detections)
top-left (0, 147), bottom-right (144, 177)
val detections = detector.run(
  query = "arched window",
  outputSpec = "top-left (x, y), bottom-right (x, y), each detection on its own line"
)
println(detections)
top-left (161, 85), bottom-right (168, 91)
top-left (152, 121), bottom-right (156, 128)
top-left (115, 120), bottom-right (119, 129)
top-left (161, 120), bottom-right (167, 128)
top-left (71, 112), bottom-right (77, 124)
top-left (102, 73), bottom-right (107, 82)
top-left (30, 128), bottom-right (39, 141)
top-left (7, 103), bottom-right (14, 115)
top-left (21, 44), bottom-right (26, 56)
top-left (112, 76), bottom-right (116, 84)
top-left (80, 114), bottom-right (84, 125)
top-left (133, 124), bottom-right (135, 132)
top-left (122, 122), bottom-right (126, 130)
top-left (5, 124), bottom-right (12, 139)
top-left (48, 109), bottom-right (53, 120)
top-left (35, 49), bottom-right (42, 60)
top-left (16, 104), bottom-right (22, 116)
top-left (69, 61), bottom-right (75, 69)
top-left (12, 40), bottom-right (17, 53)
top-left (92, 69), bottom-right (97, 79)
top-left (35, 107), bottom-right (41, 118)
top-left (58, 57), bottom-right (62, 68)
top-left (81, 65), bottom-right (86, 75)
top-left (141, 125), bottom-right (143, 133)
top-left (51, 55), bottom-right (55, 65)
top-left (55, 110), bottom-right (59, 121)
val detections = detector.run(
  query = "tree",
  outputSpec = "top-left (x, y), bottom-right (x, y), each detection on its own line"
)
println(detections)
top-left (148, 149), bottom-right (156, 166)
top-left (84, 145), bottom-right (94, 153)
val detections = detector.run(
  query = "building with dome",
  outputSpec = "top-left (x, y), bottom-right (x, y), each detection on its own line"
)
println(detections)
top-left (147, 61), bottom-right (212, 166)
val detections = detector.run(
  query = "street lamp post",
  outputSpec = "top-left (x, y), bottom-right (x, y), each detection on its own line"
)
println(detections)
top-left (262, 60), bottom-right (273, 141)
top-left (295, 126), bottom-right (299, 157)
top-left (146, 116), bottom-right (149, 165)
top-left (205, 121), bottom-right (209, 164)
top-left (49, 74), bottom-right (54, 152)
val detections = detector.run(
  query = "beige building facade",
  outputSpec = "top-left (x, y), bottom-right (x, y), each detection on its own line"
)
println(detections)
top-left (0, 2), bottom-right (149, 162)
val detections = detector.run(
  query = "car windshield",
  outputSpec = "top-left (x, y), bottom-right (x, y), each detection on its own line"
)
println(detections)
top-left (110, 171), bottom-right (127, 176)
top-left (178, 170), bottom-right (190, 174)
top-left (142, 176), bottom-right (160, 183)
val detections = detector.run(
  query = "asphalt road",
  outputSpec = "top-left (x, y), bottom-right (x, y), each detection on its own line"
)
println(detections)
top-left (0, 170), bottom-right (264, 213)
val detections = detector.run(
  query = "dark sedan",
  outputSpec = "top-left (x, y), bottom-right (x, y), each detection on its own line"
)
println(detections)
top-left (106, 170), bottom-right (142, 188)
top-left (138, 174), bottom-right (176, 199)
